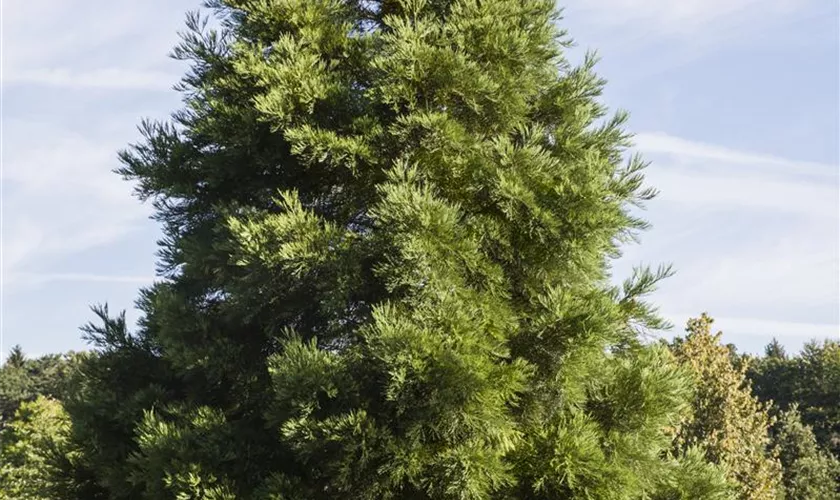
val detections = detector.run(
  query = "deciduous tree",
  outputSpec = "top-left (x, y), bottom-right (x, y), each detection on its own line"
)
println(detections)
top-left (671, 314), bottom-right (782, 500)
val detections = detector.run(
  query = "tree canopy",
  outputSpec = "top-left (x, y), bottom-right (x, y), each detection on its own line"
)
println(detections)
top-left (0, 347), bottom-right (83, 424)
top-left (749, 339), bottom-right (840, 458)
top-left (670, 314), bottom-right (782, 500)
top-left (770, 405), bottom-right (840, 499)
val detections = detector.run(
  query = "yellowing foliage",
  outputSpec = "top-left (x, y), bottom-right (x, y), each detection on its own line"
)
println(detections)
top-left (672, 314), bottom-right (783, 500)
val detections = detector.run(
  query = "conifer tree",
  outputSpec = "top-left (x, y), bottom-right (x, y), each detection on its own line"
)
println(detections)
top-left (749, 339), bottom-right (840, 458)
top-left (5, 346), bottom-right (26, 369)
top-left (671, 314), bottom-right (783, 500)
top-left (765, 339), bottom-right (787, 361)
top-left (771, 405), bottom-right (840, 499)
top-left (0, 396), bottom-right (92, 500)
top-left (63, 1), bottom-right (731, 498)
top-left (0, 348), bottom-right (83, 423)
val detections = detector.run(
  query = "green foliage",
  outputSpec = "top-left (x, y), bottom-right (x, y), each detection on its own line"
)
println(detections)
top-left (670, 314), bottom-right (783, 500)
top-left (129, 406), bottom-right (238, 499)
top-left (0, 346), bottom-right (84, 424)
top-left (770, 406), bottom-right (840, 499)
top-left (64, 306), bottom-right (181, 498)
top-left (47, 1), bottom-right (733, 498)
top-left (0, 397), bottom-right (66, 499)
top-left (749, 339), bottom-right (840, 458)
top-left (650, 447), bottom-right (735, 500)
top-left (510, 345), bottom-right (729, 499)
top-left (0, 397), bottom-right (83, 500)
top-left (6, 346), bottom-right (26, 369)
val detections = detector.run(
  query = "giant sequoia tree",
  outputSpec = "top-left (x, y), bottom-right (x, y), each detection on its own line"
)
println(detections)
top-left (64, 1), bottom-right (732, 498)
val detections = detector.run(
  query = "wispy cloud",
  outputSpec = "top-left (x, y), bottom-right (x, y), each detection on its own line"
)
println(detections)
top-left (3, 68), bottom-right (178, 91)
top-left (1, 0), bottom-right (835, 360)
top-left (564, 0), bottom-right (821, 39)
top-left (7, 273), bottom-right (156, 287)
top-left (650, 171), bottom-right (837, 219)
top-left (615, 133), bottom-right (839, 350)
top-left (652, 222), bottom-right (839, 311)
top-left (0, 1), bottom-right (198, 310)
top-left (636, 132), bottom-right (837, 178)
top-left (5, 1), bottom-right (196, 61)
top-left (4, 0), bottom-right (194, 90)
top-left (632, 131), bottom-right (839, 218)
top-left (560, 0), bottom-right (835, 79)
top-left (2, 121), bottom-right (153, 275)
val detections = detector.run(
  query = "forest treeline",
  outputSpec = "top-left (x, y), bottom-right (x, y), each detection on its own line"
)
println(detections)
top-left (3, 330), bottom-right (839, 498)
top-left (2, 0), bottom-right (838, 498)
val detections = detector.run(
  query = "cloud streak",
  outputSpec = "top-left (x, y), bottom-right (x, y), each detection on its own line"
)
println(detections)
top-left (635, 132), bottom-right (837, 178)
top-left (3, 0), bottom-right (194, 91)
top-left (7, 273), bottom-right (156, 287)
top-left (651, 170), bottom-right (837, 219)
top-left (2, 121), bottom-right (153, 275)
top-left (632, 131), bottom-right (839, 218)
top-left (564, 0), bottom-right (819, 38)
top-left (560, 0), bottom-right (834, 78)
top-left (615, 132), bottom-right (839, 351)
top-left (3, 68), bottom-right (178, 91)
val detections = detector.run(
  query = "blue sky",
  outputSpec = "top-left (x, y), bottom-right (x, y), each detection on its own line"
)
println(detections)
top-left (2, 0), bottom-right (838, 359)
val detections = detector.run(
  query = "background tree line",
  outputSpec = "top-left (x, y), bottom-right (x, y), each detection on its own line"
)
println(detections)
top-left (4, 326), bottom-right (838, 498)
